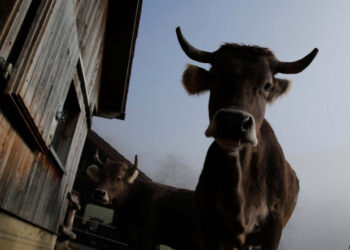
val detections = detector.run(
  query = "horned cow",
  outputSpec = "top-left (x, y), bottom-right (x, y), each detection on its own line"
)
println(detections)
top-left (176, 27), bottom-right (318, 250)
top-left (86, 153), bottom-right (203, 250)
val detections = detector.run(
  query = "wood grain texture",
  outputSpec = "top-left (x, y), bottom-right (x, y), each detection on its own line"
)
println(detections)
top-left (5, 0), bottom-right (80, 147)
top-left (76, 0), bottom-right (108, 100)
top-left (0, 0), bottom-right (32, 62)
top-left (0, 0), bottom-right (93, 232)
top-left (0, 98), bottom-right (88, 232)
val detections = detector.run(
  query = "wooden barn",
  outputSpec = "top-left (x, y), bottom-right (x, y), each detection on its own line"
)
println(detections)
top-left (0, 0), bottom-right (142, 249)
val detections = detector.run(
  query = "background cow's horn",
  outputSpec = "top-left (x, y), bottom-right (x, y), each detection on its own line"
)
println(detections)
top-left (176, 27), bottom-right (213, 63)
top-left (94, 149), bottom-right (104, 165)
top-left (133, 155), bottom-right (138, 169)
top-left (276, 48), bottom-right (318, 74)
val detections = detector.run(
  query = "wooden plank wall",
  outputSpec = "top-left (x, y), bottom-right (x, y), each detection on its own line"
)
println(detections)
top-left (0, 0), bottom-right (32, 62)
top-left (0, 0), bottom-right (108, 232)
top-left (5, 0), bottom-right (80, 147)
top-left (76, 0), bottom-right (108, 114)
top-left (0, 71), bottom-right (88, 232)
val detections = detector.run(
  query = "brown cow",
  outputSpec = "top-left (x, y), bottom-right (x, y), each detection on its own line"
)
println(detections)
top-left (86, 154), bottom-right (203, 250)
top-left (176, 27), bottom-right (318, 250)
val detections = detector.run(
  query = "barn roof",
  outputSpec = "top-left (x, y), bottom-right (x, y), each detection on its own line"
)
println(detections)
top-left (87, 130), bottom-right (152, 182)
top-left (96, 0), bottom-right (142, 120)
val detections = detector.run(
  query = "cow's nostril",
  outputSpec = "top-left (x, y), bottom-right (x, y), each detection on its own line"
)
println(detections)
top-left (241, 116), bottom-right (252, 133)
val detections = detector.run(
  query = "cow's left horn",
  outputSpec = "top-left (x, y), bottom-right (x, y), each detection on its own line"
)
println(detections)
top-left (133, 155), bottom-right (138, 169)
top-left (176, 27), bottom-right (214, 63)
top-left (276, 48), bottom-right (318, 74)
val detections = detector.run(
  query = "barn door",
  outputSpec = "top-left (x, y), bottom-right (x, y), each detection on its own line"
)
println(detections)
top-left (3, 0), bottom-right (80, 156)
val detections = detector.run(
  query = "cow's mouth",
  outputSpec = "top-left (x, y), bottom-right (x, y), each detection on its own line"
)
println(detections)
top-left (93, 197), bottom-right (110, 206)
top-left (214, 137), bottom-right (243, 154)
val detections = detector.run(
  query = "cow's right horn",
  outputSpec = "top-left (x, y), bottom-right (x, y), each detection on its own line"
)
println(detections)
top-left (176, 27), bottom-right (213, 63)
top-left (275, 48), bottom-right (318, 74)
top-left (94, 149), bottom-right (104, 165)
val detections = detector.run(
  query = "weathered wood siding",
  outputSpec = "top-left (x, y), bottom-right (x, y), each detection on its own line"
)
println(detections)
top-left (0, 0), bottom-right (108, 233)
top-left (0, 71), bottom-right (88, 231)
top-left (0, 0), bottom-right (32, 63)
top-left (5, 0), bottom-right (80, 148)
top-left (76, 0), bottom-right (108, 114)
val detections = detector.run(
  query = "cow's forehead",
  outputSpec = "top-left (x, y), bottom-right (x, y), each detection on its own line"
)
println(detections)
top-left (211, 44), bottom-right (274, 77)
top-left (211, 56), bottom-right (271, 80)
top-left (103, 161), bottom-right (128, 174)
top-left (216, 43), bottom-right (274, 59)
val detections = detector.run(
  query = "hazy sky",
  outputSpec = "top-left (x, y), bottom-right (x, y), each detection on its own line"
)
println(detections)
top-left (93, 1), bottom-right (350, 249)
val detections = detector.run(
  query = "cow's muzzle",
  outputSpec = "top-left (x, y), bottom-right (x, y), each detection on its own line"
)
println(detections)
top-left (205, 109), bottom-right (258, 151)
top-left (92, 189), bottom-right (109, 205)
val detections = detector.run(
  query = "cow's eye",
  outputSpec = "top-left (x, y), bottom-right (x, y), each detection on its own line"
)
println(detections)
top-left (263, 82), bottom-right (273, 91)
top-left (116, 177), bottom-right (121, 182)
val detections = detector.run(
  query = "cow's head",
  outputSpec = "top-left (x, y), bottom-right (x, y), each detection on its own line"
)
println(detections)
top-left (86, 151), bottom-right (139, 205)
top-left (176, 27), bottom-right (318, 154)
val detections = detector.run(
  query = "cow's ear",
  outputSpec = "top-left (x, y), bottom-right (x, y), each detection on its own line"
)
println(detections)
top-left (182, 64), bottom-right (210, 95)
top-left (267, 78), bottom-right (291, 103)
top-left (86, 165), bottom-right (100, 183)
top-left (128, 169), bottom-right (139, 184)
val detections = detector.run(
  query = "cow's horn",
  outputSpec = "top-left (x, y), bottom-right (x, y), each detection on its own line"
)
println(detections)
top-left (133, 155), bottom-right (138, 169)
top-left (94, 149), bottom-right (104, 165)
top-left (176, 27), bottom-right (213, 63)
top-left (276, 48), bottom-right (318, 74)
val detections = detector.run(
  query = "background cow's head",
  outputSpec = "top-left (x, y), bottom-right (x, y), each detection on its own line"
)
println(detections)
top-left (86, 151), bottom-right (139, 205)
top-left (176, 27), bottom-right (318, 154)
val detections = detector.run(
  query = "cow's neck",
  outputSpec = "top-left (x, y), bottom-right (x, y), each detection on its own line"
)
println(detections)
top-left (112, 181), bottom-right (150, 211)
top-left (112, 185), bottom-right (133, 211)
top-left (235, 119), bottom-right (284, 200)
top-left (208, 139), bottom-right (263, 182)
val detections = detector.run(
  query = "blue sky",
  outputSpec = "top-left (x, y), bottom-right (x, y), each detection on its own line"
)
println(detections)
top-left (94, 1), bottom-right (350, 249)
